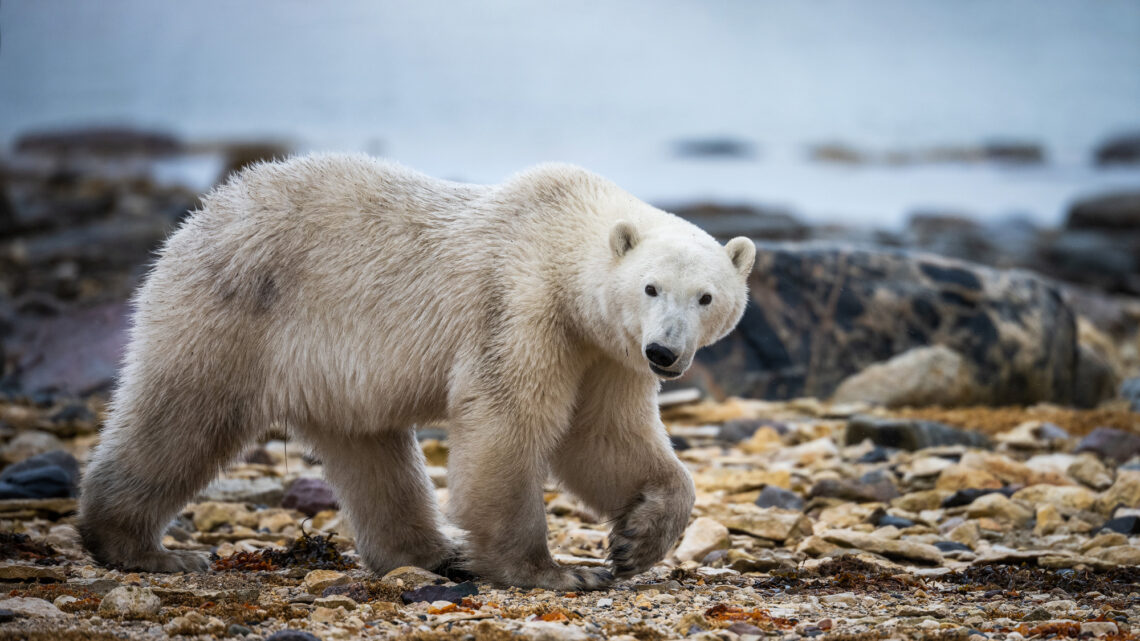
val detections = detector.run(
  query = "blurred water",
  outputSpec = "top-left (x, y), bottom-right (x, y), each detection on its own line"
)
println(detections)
top-left (2, 0), bottom-right (1139, 226)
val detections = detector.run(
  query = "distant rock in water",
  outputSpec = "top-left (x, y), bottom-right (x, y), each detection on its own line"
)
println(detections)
top-left (672, 137), bottom-right (755, 159)
top-left (1094, 132), bottom-right (1140, 166)
top-left (14, 127), bottom-right (182, 157)
top-left (671, 203), bottom-right (808, 242)
top-left (682, 243), bottom-right (1077, 406)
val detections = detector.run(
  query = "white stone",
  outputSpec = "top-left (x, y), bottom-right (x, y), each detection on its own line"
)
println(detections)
top-left (98, 586), bottom-right (161, 617)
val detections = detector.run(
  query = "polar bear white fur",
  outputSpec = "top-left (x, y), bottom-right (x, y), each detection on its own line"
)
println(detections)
top-left (78, 154), bottom-right (756, 589)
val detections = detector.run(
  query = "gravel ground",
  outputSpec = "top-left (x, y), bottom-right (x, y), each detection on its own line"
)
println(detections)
top-left (0, 395), bottom-right (1137, 640)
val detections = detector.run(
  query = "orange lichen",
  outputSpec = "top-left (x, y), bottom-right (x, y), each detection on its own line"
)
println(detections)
top-left (703, 604), bottom-right (797, 628)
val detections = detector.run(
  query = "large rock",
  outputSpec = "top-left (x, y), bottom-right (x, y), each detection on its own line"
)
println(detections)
top-left (832, 345), bottom-right (980, 407)
top-left (683, 243), bottom-right (1077, 404)
top-left (1067, 192), bottom-right (1140, 230)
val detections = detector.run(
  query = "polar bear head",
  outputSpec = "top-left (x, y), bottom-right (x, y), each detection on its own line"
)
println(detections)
top-left (606, 219), bottom-right (756, 380)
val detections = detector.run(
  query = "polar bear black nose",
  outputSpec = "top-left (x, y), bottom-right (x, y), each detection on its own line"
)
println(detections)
top-left (645, 343), bottom-right (677, 367)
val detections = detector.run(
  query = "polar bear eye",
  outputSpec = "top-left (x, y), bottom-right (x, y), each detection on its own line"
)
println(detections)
top-left (645, 285), bottom-right (658, 297)
top-left (699, 293), bottom-right (713, 306)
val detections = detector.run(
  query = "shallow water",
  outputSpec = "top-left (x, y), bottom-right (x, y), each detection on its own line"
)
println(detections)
top-left (2, 0), bottom-right (1139, 226)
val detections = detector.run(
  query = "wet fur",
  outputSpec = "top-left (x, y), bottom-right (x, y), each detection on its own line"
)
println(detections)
top-left (78, 154), bottom-right (753, 589)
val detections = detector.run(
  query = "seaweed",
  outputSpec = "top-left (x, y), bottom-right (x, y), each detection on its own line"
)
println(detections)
top-left (0, 532), bottom-right (59, 563)
top-left (210, 525), bottom-right (355, 572)
top-left (941, 564), bottom-right (1140, 596)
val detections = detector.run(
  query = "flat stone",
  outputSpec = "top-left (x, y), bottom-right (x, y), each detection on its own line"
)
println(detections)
top-left (303, 570), bottom-right (349, 595)
top-left (674, 516), bottom-right (730, 563)
top-left (820, 530), bottom-right (944, 564)
top-left (1094, 544), bottom-right (1140, 565)
top-left (706, 504), bottom-right (813, 543)
top-left (0, 563), bottom-right (65, 582)
top-left (379, 566), bottom-right (447, 590)
top-left (0, 596), bottom-right (64, 618)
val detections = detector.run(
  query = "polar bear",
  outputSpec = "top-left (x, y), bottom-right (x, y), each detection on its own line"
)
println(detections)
top-left (78, 154), bottom-right (756, 589)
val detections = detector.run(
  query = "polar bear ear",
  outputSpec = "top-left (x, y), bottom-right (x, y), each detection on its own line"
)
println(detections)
top-left (725, 236), bottom-right (756, 277)
top-left (609, 220), bottom-right (640, 259)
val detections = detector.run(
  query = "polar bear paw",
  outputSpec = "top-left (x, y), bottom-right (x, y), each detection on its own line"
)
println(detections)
top-left (608, 486), bottom-right (690, 578)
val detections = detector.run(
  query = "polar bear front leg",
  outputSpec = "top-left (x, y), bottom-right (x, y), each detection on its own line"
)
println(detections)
top-left (551, 362), bottom-right (696, 578)
top-left (446, 385), bottom-right (614, 590)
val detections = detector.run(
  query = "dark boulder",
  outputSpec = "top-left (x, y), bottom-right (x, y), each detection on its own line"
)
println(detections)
top-left (0, 450), bottom-right (80, 499)
top-left (682, 243), bottom-right (1078, 405)
top-left (281, 478), bottom-right (339, 516)
top-left (1067, 192), bottom-right (1140, 231)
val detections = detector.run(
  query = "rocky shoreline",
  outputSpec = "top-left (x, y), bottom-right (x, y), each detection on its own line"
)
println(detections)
top-left (0, 396), bottom-right (1137, 640)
